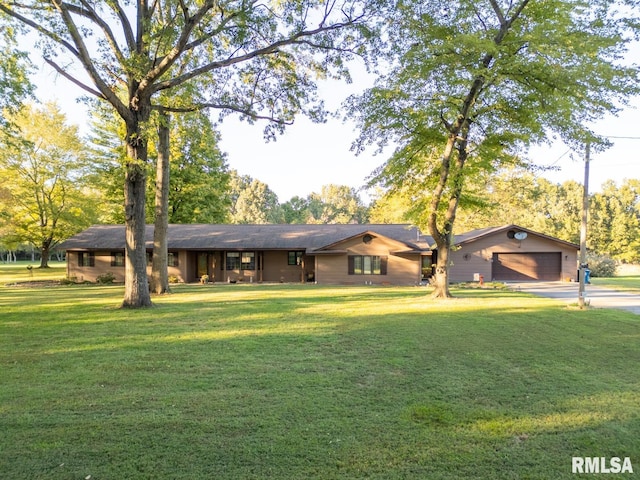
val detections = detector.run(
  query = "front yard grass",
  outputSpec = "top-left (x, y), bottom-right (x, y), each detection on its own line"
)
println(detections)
top-left (1, 282), bottom-right (639, 479)
top-left (0, 261), bottom-right (67, 284)
top-left (591, 275), bottom-right (640, 293)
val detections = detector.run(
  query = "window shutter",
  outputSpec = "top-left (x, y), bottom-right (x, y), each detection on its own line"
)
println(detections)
top-left (348, 256), bottom-right (355, 275)
top-left (380, 256), bottom-right (388, 275)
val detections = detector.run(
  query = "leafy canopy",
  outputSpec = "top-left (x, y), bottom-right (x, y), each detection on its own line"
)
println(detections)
top-left (350, 0), bottom-right (639, 208)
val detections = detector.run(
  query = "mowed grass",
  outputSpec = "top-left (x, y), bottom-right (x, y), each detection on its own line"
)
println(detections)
top-left (1, 279), bottom-right (640, 479)
top-left (0, 261), bottom-right (67, 284)
top-left (591, 264), bottom-right (640, 293)
top-left (591, 275), bottom-right (640, 293)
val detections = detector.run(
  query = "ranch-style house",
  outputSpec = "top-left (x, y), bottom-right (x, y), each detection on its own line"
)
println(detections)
top-left (59, 224), bottom-right (579, 285)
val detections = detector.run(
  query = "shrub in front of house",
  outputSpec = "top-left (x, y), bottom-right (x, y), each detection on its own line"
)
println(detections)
top-left (586, 253), bottom-right (617, 278)
top-left (96, 272), bottom-right (116, 284)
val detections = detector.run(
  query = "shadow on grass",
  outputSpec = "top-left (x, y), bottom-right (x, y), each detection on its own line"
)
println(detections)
top-left (2, 284), bottom-right (640, 479)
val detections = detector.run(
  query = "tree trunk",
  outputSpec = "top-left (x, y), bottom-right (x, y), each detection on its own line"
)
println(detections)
top-left (431, 263), bottom-right (451, 298)
top-left (122, 113), bottom-right (152, 308)
top-left (39, 237), bottom-right (52, 268)
top-left (150, 111), bottom-right (171, 295)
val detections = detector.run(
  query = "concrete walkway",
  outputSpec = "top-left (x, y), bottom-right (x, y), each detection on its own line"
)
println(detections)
top-left (509, 282), bottom-right (640, 315)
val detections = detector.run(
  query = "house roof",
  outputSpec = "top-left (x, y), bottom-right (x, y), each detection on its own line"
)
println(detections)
top-left (59, 224), bottom-right (432, 253)
top-left (452, 224), bottom-right (580, 249)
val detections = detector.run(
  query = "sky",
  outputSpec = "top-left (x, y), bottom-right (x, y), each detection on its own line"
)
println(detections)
top-left (34, 44), bottom-right (640, 205)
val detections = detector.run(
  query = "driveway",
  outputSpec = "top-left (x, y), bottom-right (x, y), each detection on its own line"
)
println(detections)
top-left (509, 282), bottom-right (640, 315)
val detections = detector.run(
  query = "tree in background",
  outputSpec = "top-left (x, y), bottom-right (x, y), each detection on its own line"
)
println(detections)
top-left (281, 196), bottom-right (311, 224)
top-left (164, 112), bottom-right (230, 224)
top-left (0, 103), bottom-right (100, 267)
top-left (279, 185), bottom-right (369, 224)
top-left (88, 106), bottom-right (230, 225)
top-left (349, 0), bottom-right (638, 297)
top-left (306, 184), bottom-right (368, 224)
top-left (229, 171), bottom-right (283, 224)
top-left (368, 187), bottom-right (414, 224)
top-left (590, 179), bottom-right (640, 263)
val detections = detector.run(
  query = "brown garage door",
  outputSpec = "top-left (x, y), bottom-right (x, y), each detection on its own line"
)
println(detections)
top-left (492, 252), bottom-right (561, 281)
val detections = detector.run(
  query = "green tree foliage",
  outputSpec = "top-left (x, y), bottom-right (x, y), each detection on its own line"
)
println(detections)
top-left (306, 184), bottom-right (369, 224)
top-left (0, 103), bottom-right (100, 267)
top-left (0, 22), bottom-right (33, 133)
top-left (368, 187), bottom-right (415, 224)
top-left (349, 0), bottom-right (639, 297)
top-left (281, 196), bottom-right (310, 224)
top-left (229, 171), bottom-right (283, 224)
top-left (163, 113), bottom-right (230, 224)
top-left (88, 107), bottom-right (231, 224)
top-left (590, 179), bottom-right (640, 262)
top-left (280, 185), bottom-right (369, 224)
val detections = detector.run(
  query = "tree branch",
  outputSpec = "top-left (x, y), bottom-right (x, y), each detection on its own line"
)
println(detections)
top-left (66, 0), bottom-right (128, 66)
top-left (136, 0), bottom-right (216, 94)
top-left (107, 0), bottom-right (136, 53)
top-left (0, 3), bottom-right (79, 56)
top-left (152, 101), bottom-right (294, 126)
top-left (49, 0), bottom-right (131, 121)
top-left (43, 57), bottom-right (107, 99)
top-left (152, 19), bottom-right (359, 94)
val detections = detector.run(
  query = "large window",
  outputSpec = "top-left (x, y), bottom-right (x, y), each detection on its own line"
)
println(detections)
top-left (226, 252), bottom-right (256, 270)
top-left (111, 252), bottom-right (125, 267)
top-left (144, 252), bottom-right (179, 267)
top-left (241, 252), bottom-right (255, 270)
top-left (226, 252), bottom-right (240, 270)
top-left (348, 255), bottom-right (387, 275)
top-left (288, 251), bottom-right (304, 266)
top-left (78, 252), bottom-right (95, 267)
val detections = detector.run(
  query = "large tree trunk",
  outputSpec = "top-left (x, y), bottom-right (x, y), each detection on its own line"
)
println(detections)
top-left (122, 114), bottom-right (152, 308)
top-left (430, 242), bottom-right (452, 298)
top-left (150, 111), bottom-right (171, 295)
top-left (39, 237), bottom-right (52, 268)
top-left (428, 128), bottom-right (469, 299)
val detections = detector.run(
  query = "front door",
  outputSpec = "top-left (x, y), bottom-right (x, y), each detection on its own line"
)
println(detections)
top-left (197, 253), bottom-right (209, 279)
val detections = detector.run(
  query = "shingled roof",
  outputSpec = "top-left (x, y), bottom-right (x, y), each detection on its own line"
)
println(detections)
top-left (59, 224), bottom-right (432, 253)
top-left (451, 224), bottom-right (579, 248)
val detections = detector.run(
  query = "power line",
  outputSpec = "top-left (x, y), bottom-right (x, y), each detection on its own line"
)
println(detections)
top-left (601, 135), bottom-right (640, 140)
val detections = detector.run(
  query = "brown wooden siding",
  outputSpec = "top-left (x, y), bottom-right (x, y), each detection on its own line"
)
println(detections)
top-left (449, 232), bottom-right (577, 282)
top-left (67, 250), bottom-right (184, 283)
top-left (315, 235), bottom-right (422, 285)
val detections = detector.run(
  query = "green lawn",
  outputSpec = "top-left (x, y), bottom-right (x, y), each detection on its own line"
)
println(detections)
top-left (0, 261), bottom-right (67, 284)
top-left (1, 280), bottom-right (639, 479)
top-left (591, 275), bottom-right (640, 293)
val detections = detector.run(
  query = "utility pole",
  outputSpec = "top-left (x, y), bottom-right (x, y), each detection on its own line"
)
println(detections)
top-left (578, 141), bottom-right (590, 309)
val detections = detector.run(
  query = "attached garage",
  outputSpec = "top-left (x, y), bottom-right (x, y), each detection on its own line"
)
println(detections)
top-left (492, 252), bottom-right (562, 281)
top-left (446, 225), bottom-right (579, 283)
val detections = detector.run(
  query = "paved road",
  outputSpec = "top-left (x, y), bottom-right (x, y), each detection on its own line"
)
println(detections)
top-left (509, 282), bottom-right (640, 315)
